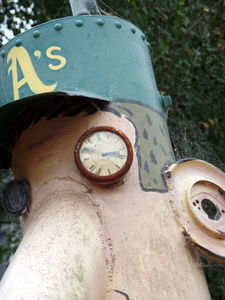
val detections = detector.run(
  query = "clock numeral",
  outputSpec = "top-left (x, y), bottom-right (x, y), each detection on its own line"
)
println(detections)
top-left (96, 168), bottom-right (101, 175)
top-left (108, 169), bottom-right (111, 175)
top-left (97, 133), bottom-right (101, 141)
top-left (81, 147), bottom-right (91, 154)
top-left (115, 164), bottom-right (120, 169)
top-left (88, 138), bottom-right (93, 144)
top-left (90, 165), bottom-right (95, 171)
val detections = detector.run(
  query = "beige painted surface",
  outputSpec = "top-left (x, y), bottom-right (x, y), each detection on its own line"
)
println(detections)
top-left (0, 111), bottom-right (211, 299)
top-left (167, 160), bottom-right (225, 262)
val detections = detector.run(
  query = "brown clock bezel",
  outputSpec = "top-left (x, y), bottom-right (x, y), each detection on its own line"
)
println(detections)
top-left (74, 126), bottom-right (133, 185)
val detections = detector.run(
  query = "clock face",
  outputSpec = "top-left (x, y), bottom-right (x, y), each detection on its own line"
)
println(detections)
top-left (74, 127), bottom-right (133, 185)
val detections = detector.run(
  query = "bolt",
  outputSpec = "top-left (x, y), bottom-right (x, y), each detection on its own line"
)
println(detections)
top-left (165, 171), bottom-right (172, 179)
top-left (75, 19), bottom-right (84, 27)
top-left (0, 50), bottom-right (6, 58)
top-left (33, 30), bottom-right (40, 38)
top-left (131, 27), bottom-right (136, 34)
top-left (15, 39), bottom-right (22, 47)
top-left (96, 19), bottom-right (105, 26)
top-left (54, 23), bottom-right (63, 31)
top-left (115, 21), bottom-right (122, 29)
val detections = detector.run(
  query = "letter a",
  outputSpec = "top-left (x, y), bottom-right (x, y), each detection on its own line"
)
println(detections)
top-left (7, 46), bottom-right (57, 100)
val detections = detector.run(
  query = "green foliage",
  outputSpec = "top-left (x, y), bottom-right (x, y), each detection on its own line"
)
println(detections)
top-left (0, 221), bottom-right (21, 264)
top-left (0, 170), bottom-right (21, 273)
top-left (104, 0), bottom-right (225, 167)
top-left (205, 262), bottom-right (225, 300)
top-left (0, 169), bottom-right (12, 191)
top-left (0, 0), bottom-right (224, 297)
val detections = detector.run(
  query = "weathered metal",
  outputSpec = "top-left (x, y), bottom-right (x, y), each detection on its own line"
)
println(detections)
top-left (2, 179), bottom-right (31, 215)
top-left (166, 160), bottom-right (225, 263)
top-left (69, 0), bottom-right (99, 15)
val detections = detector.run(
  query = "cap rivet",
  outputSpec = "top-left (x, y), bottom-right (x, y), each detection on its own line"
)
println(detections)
top-left (33, 30), bottom-right (40, 38)
top-left (54, 23), bottom-right (63, 31)
top-left (75, 19), bottom-right (84, 27)
top-left (115, 21), bottom-right (122, 29)
top-left (131, 27), bottom-right (136, 34)
top-left (96, 19), bottom-right (104, 26)
top-left (0, 50), bottom-right (6, 58)
top-left (16, 39), bottom-right (22, 47)
top-left (141, 34), bottom-right (146, 41)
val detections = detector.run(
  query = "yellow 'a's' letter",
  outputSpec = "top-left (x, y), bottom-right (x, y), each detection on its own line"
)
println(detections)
top-left (7, 46), bottom-right (57, 100)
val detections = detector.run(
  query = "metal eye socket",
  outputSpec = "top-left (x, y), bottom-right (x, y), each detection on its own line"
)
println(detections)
top-left (2, 179), bottom-right (31, 216)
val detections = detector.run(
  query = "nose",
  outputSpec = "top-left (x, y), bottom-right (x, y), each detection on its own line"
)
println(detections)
top-left (0, 191), bottom-right (107, 300)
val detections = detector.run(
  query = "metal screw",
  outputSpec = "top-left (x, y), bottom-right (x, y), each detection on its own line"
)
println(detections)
top-left (131, 27), bottom-right (136, 34)
top-left (141, 34), bottom-right (146, 41)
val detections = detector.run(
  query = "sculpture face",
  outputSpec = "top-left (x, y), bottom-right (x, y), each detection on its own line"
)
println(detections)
top-left (0, 6), bottom-right (224, 299)
top-left (0, 104), bottom-right (213, 300)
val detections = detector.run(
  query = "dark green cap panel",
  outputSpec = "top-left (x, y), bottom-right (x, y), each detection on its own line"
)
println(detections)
top-left (0, 16), bottom-right (163, 112)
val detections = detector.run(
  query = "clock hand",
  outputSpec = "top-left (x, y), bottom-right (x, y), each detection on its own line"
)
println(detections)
top-left (81, 147), bottom-right (98, 154)
top-left (101, 151), bottom-right (126, 159)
